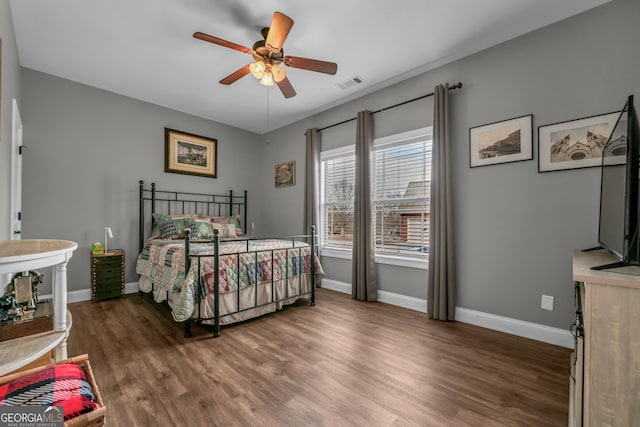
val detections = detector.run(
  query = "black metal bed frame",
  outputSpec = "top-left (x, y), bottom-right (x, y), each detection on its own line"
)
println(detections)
top-left (138, 180), bottom-right (316, 338)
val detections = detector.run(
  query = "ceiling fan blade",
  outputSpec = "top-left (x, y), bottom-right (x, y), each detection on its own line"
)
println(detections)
top-left (284, 56), bottom-right (337, 75)
top-left (265, 12), bottom-right (294, 53)
top-left (276, 77), bottom-right (297, 98)
top-left (220, 64), bottom-right (251, 85)
top-left (193, 31), bottom-right (251, 54)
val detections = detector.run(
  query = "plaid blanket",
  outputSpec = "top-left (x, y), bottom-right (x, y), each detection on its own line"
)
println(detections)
top-left (0, 363), bottom-right (99, 421)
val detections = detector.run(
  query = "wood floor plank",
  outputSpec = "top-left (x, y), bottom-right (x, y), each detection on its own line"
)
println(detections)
top-left (67, 289), bottom-right (571, 426)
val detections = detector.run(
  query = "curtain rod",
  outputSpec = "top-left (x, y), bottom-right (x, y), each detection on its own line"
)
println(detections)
top-left (318, 82), bottom-right (463, 132)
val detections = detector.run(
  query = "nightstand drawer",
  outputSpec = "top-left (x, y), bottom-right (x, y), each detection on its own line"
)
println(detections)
top-left (92, 259), bottom-right (122, 270)
top-left (93, 272), bottom-right (122, 285)
top-left (93, 268), bottom-right (122, 278)
top-left (96, 281), bottom-right (122, 292)
top-left (94, 286), bottom-right (122, 301)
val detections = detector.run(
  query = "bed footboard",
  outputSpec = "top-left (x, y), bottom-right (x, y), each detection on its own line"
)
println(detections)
top-left (186, 226), bottom-right (319, 338)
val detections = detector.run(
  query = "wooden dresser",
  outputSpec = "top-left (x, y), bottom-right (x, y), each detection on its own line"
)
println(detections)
top-left (571, 249), bottom-right (640, 426)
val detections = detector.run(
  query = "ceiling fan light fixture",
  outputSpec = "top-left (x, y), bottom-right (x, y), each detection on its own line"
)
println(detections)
top-left (259, 72), bottom-right (275, 87)
top-left (194, 11), bottom-right (336, 99)
top-left (250, 61), bottom-right (266, 79)
top-left (272, 64), bottom-right (286, 82)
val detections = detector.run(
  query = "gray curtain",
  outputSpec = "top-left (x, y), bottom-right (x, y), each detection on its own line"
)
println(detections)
top-left (304, 128), bottom-right (320, 234)
top-left (352, 111), bottom-right (377, 301)
top-left (305, 128), bottom-right (321, 288)
top-left (428, 84), bottom-right (455, 320)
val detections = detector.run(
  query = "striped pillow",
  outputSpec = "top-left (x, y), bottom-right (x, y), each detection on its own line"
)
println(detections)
top-left (211, 222), bottom-right (237, 238)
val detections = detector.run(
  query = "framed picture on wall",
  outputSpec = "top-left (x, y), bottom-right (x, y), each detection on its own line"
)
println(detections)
top-left (165, 128), bottom-right (217, 178)
top-left (469, 114), bottom-right (533, 168)
top-left (275, 161), bottom-right (295, 188)
top-left (538, 111), bottom-right (621, 172)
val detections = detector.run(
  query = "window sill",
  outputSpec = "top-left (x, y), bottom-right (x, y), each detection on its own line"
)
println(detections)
top-left (320, 247), bottom-right (428, 270)
top-left (376, 253), bottom-right (428, 270)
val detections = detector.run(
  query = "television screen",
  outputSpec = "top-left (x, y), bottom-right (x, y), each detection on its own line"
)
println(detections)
top-left (595, 94), bottom-right (640, 271)
top-left (598, 105), bottom-right (629, 259)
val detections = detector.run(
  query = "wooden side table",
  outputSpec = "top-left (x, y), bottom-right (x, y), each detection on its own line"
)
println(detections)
top-left (91, 249), bottom-right (125, 302)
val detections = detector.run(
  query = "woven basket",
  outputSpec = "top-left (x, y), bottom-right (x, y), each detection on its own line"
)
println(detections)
top-left (0, 354), bottom-right (106, 426)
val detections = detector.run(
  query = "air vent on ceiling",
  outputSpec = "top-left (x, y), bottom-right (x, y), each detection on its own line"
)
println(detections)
top-left (337, 75), bottom-right (364, 90)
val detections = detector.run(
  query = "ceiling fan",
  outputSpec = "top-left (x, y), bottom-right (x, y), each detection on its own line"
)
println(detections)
top-left (193, 11), bottom-right (337, 98)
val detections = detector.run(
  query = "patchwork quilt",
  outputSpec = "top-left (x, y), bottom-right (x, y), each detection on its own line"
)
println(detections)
top-left (136, 238), bottom-right (322, 321)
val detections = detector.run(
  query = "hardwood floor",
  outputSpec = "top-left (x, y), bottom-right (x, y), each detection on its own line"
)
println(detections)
top-left (67, 289), bottom-right (571, 426)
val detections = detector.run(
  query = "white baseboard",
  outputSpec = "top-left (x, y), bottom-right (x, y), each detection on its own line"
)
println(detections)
top-left (377, 290), bottom-right (427, 313)
top-left (455, 307), bottom-right (574, 348)
top-left (41, 282), bottom-right (140, 304)
top-left (320, 279), bottom-right (573, 349)
top-left (320, 278), bottom-right (351, 294)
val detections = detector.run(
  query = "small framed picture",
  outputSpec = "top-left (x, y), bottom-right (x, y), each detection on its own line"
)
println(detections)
top-left (469, 115), bottom-right (533, 168)
top-left (275, 161), bottom-right (295, 188)
top-left (165, 128), bottom-right (217, 178)
top-left (538, 112), bottom-right (620, 172)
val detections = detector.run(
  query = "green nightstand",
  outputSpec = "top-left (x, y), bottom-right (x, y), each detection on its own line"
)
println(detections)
top-left (91, 249), bottom-right (125, 302)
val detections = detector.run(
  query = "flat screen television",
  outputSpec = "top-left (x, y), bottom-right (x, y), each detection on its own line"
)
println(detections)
top-left (594, 94), bottom-right (640, 270)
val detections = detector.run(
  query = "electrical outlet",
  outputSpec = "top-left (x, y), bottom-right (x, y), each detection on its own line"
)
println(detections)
top-left (541, 295), bottom-right (554, 311)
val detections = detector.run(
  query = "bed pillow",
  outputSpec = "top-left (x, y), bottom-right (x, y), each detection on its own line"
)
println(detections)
top-left (160, 217), bottom-right (196, 239)
top-left (192, 219), bottom-right (214, 240)
top-left (152, 213), bottom-right (201, 226)
top-left (211, 222), bottom-right (237, 238)
top-left (152, 213), bottom-right (202, 238)
top-left (211, 215), bottom-right (243, 236)
top-left (160, 220), bottom-right (179, 239)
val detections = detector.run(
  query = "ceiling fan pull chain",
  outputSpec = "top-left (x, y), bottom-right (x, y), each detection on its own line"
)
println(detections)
top-left (266, 86), bottom-right (271, 144)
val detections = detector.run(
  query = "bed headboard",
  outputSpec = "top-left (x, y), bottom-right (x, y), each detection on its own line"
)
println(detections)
top-left (138, 180), bottom-right (247, 252)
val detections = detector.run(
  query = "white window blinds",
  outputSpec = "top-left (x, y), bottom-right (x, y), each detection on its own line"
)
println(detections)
top-left (373, 130), bottom-right (431, 256)
top-left (321, 148), bottom-right (355, 249)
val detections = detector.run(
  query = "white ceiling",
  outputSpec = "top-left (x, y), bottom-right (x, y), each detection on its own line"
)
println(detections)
top-left (9, 0), bottom-right (610, 135)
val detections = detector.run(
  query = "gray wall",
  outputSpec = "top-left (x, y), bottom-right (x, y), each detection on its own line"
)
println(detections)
top-left (0, 0), bottom-right (21, 240)
top-left (259, 0), bottom-right (640, 330)
top-left (20, 69), bottom-right (263, 292)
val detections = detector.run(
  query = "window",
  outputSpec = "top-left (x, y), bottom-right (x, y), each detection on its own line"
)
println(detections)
top-left (320, 146), bottom-right (355, 250)
top-left (320, 127), bottom-right (432, 264)
top-left (373, 129), bottom-right (431, 256)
